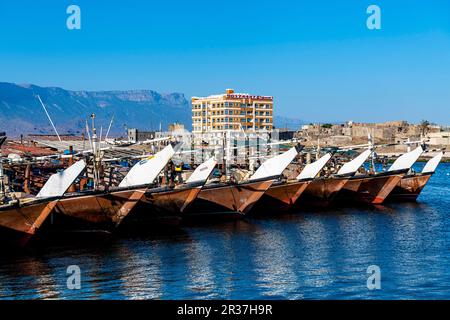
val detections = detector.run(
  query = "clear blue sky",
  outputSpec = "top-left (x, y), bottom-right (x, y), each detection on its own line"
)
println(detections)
top-left (0, 0), bottom-right (449, 124)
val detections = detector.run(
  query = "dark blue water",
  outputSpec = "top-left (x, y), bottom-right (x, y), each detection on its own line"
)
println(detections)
top-left (1, 163), bottom-right (449, 300)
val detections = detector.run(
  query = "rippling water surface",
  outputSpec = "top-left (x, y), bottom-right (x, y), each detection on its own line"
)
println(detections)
top-left (1, 163), bottom-right (449, 299)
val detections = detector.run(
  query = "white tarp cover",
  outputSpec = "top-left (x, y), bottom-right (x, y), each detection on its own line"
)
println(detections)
top-left (186, 157), bottom-right (217, 184)
top-left (388, 146), bottom-right (424, 172)
top-left (119, 144), bottom-right (175, 188)
top-left (37, 160), bottom-right (86, 198)
top-left (337, 149), bottom-right (372, 176)
top-left (422, 152), bottom-right (444, 174)
top-left (296, 153), bottom-right (332, 180)
top-left (249, 147), bottom-right (298, 181)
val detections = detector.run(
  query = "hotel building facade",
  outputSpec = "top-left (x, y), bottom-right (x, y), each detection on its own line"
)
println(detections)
top-left (191, 89), bottom-right (273, 134)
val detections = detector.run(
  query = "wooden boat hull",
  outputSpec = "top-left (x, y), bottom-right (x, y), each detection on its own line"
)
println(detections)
top-left (251, 180), bottom-right (310, 213)
top-left (336, 172), bottom-right (405, 204)
top-left (294, 177), bottom-right (349, 207)
top-left (185, 178), bottom-right (275, 217)
top-left (386, 173), bottom-right (432, 202)
top-left (141, 185), bottom-right (202, 214)
top-left (122, 185), bottom-right (203, 227)
top-left (0, 199), bottom-right (57, 247)
top-left (50, 188), bottom-right (146, 231)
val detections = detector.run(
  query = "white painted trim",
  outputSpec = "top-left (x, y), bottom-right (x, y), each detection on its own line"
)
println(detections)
top-left (337, 149), bottom-right (372, 176)
top-left (388, 146), bottom-right (423, 172)
top-left (186, 157), bottom-right (217, 184)
top-left (296, 153), bottom-right (332, 180)
top-left (249, 147), bottom-right (298, 181)
top-left (37, 160), bottom-right (86, 198)
top-left (422, 152), bottom-right (444, 174)
top-left (119, 144), bottom-right (175, 188)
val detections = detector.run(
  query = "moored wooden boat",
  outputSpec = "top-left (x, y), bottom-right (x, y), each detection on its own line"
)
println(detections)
top-left (0, 160), bottom-right (86, 247)
top-left (185, 146), bottom-right (301, 217)
top-left (337, 170), bottom-right (407, 204)
top-left (50, 187), bottom-right (147, 231)
top-left (386, 151), bottom-right (443, 202)
top-left (186, 178), bottom-right (276, 217)
top-left (251, 153), bottom-right (332, 213)
top-left (294, 149), bottom-right (373, 208)
top-left (295, 176), bottom-right (350, 207)
top-left (49, 145), bottom-right (175, 232)
top-left (0, 198), bottom-right (59, 247)
top-left (124, 157), bottom-right (218, 225)
top-left (336, 146), bottom-right (424, 204)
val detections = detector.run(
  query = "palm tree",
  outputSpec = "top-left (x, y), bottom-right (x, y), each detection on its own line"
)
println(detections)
top-left (419, 120), bottom-right (430, 137)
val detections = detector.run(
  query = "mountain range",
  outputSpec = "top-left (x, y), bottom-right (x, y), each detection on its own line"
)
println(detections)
top-left (0, 82), bottom-right (304, 137)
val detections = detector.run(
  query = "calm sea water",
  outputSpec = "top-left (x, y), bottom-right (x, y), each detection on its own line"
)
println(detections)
top-left (0, 163), bottom-right (449, 300)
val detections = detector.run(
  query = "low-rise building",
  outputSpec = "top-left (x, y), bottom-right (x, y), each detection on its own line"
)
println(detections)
top-left (127, 129), bottom-right (156, 143)
top-left (428, 131), bottom-right (450, 146)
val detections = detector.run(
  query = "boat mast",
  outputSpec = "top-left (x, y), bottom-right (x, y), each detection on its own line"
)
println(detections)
top-left (368, 132), bottom-right (376, 173)
top-left (225, 130), bottom-right (231, 180)
top-left (0, 134), bottom-right (6, 200)
top-left (37, 95), bottom-right (62, 142)
top-left (90, 114), bottom-right (101, 189)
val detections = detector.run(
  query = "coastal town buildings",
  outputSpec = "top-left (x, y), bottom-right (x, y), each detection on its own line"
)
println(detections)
top-left (295, 120), bottom-right (449, 153)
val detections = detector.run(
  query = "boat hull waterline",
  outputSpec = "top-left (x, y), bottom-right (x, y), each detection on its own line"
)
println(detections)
top-left (125, 185), bottom-right (204, 226)
top-left (51, 188), bottom-right (146, 231)
top-left (336, 172), bottom-right (406, 204)
top-left (386, 173), bottom-right (433, 202)
top-left (251, 180), bottom-right (311, 213)
top-left (186, 179), bottom-right (275, 217)
top-left (295, 177), bottom-right (350, 207)
top-left (0, 199), bottom-right (58, 247)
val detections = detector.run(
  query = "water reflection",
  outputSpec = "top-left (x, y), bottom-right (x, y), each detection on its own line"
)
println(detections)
top-left (184, 239), bottom-right (216, 298)
top-left (250, 220), bottom-right (301, 299)
top-left (115, 241), bottom-right (163, 299)
top-left (0, 255), bottom-right (60, 299)
top-left (295, 216), bottom-right (336, 295)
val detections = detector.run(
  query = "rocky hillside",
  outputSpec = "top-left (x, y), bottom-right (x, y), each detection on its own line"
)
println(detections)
top-left (0, 82), bottom-right (192, 137)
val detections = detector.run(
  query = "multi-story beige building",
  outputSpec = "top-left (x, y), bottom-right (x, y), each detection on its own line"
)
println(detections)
top-left (191, 89), bottom-right (273, 134)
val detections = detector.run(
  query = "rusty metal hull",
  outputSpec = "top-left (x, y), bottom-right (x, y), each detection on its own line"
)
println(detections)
top-left (336, 172), bottom-right (405, 204)
top-left (294, 177), bottom-right (350, 207)
top-left (251, 180), bottom-right (310, 213)
top-left (50, 188), bottom-right (146, 231)
top-left (185, 178), bottom-right (275, 217)
top-left (0, 199), bottom-right (58, 247)
top-left (386, 173), bottom-right (432, 202)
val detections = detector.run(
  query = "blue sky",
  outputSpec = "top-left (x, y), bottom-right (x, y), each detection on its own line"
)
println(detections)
top-left (0, 0), bottom-right (449, 124)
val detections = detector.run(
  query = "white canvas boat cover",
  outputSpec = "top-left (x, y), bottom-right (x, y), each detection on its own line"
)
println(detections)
top-left (422, 152), bottom-right (444, 174)
top-left (337, 149), bottom-right (372, 176)
top-left (388, 146), bottom-right (423, 172)
top-left (296, 153), bottom-right (332, 180)
top-left (249, 147), bottom-right (298, 181)
top-left (119, 144), bottom-right (175, 188)
top-left (37, 160), bottom-right (86, 198)
top-left (186, 157), bottom-right (217, 184)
